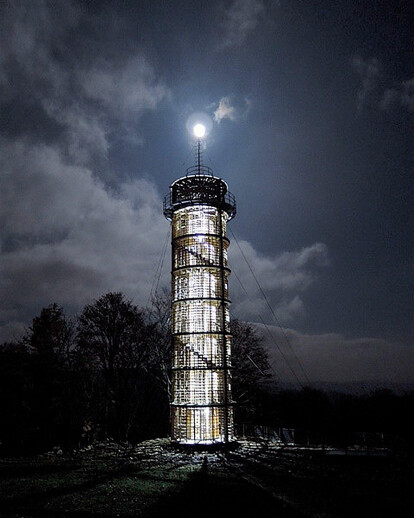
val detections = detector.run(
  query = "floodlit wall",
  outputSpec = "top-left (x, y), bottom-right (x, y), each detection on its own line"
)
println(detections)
top-left (170, 204), bottom-right (234, 444)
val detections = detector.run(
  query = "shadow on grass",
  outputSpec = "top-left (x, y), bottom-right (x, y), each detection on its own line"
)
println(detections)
top-left (0, 462), bottom-right (83, 479)
top-left (142, 464), bottom-right (303, 518)
top-left (0, 460), bottom-right (304, 518)
top-left (0, 462), bottom-right (136, 514)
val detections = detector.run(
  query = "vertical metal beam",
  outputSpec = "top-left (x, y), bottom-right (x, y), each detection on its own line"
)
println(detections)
top-left (218, 207), bottom-right (229, 444)
top-left (169, 218), bottom-right (174, 437)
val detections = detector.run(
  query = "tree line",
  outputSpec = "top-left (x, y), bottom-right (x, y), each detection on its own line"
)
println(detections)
top-left (1, 292), bottom-right (413, 455)
top-left (0, 292), bottom-right (270, 454)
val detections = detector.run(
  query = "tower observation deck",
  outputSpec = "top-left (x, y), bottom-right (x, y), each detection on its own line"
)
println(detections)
top-left (163, 157), bottom-right (236, 445)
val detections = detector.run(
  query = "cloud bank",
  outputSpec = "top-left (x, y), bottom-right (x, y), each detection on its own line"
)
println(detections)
top-left (256, 323), bottom-right (414, 384)
top-left (0, 1), bottom-right (169, 164)
top-left (0, 137), bottom-right (170, 342)
top-left (0, 1), bottom-right (170, 341)
top-left (229, 240), bottom-right (329, 323)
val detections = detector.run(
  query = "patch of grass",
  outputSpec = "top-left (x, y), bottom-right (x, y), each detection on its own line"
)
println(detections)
top-left (46, 467), bottom-right (195, 515)
top-left (0, 458), bottom-right (196, 517)
top-left (1, 447), bottom-right (413, 517)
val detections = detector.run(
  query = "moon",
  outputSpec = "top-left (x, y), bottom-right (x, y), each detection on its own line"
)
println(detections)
top-left (186, 112), bottom-right (213, 137)
top-left (193, 123), bottom-right (206, 138)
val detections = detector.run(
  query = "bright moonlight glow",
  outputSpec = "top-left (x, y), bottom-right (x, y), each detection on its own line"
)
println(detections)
top-left (193, 123), bottom-right (206, 138)
top-left (186, 112), bottom-right (212, 137)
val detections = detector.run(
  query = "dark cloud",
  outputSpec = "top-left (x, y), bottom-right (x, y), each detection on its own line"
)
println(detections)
top-left (352, 56), bottom-right (414, 115)
top-left (217, 0), bottom-right (265, 49)
top-left (381, 77), bottom-right (414, 113)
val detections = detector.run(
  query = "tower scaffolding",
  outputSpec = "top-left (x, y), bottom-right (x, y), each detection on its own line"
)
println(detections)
top-left (163, 158), bottom-right (236, 445)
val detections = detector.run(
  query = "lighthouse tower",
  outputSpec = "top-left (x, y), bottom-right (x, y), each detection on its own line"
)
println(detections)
top-left (163, 129), bottom-right (236, 445)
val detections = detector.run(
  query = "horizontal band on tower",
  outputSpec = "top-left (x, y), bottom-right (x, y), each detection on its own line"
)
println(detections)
top-left (171, 331), bottom-right (233, 338)
top-left (172, 295), bottom-right (231, 304)
top-left (172, 265), bottom-right (231, 274)
top-left (172, 232), bottom-right (230, 243)
top-left (172, 365), bottom-right (233, 371)
top-left (171, 402), bottom-right (236, 408)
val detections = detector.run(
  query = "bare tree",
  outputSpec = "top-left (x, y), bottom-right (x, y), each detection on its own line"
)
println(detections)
top-left (77, 293), bottom-right (153, 373)
top-left (231, 319), bottom-right (271, 412)
top-left (146, 290), bottom-right (172, 399)
top-left (77, 292), bottom-right (157, 441)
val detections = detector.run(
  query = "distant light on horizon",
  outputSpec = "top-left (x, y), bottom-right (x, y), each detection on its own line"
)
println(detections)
top-left (193, 123), bottom-right (206, 138)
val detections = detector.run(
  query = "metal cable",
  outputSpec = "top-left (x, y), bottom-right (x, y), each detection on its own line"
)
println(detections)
top-left (228, 303), bottom-right (283, 385)
top-left (229, 272), bottom-right (299, 388)
top-left (147, 226), bottom-right (170, 316)
top-left (229, 228), bottom-right (312, 388)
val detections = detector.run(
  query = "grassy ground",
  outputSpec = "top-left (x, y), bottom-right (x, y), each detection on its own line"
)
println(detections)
top-left (0, 440), bottom-right (413, 517)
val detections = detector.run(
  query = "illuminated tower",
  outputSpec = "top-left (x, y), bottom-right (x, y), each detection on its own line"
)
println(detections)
top-left (163, 131), bottom-right (236, 445)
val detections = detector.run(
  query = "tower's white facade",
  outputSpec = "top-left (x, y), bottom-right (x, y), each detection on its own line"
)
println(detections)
top-left (164, 166), bottom-right (236, 444)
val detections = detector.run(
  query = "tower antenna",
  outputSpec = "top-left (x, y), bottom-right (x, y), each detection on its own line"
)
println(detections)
top-left (197, 139), bottom-right (202, 173)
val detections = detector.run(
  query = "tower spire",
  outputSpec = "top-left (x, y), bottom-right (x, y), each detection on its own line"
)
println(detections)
top-left (197, 139), bottom-right (202, 173)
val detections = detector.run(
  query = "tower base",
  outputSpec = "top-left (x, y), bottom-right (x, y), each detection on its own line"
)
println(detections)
top-left (171, 439), bottom-right (240, 453)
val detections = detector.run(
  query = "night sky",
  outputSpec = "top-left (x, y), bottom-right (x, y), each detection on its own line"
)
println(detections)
top-left (1, 0), bottom-right (413, 384)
